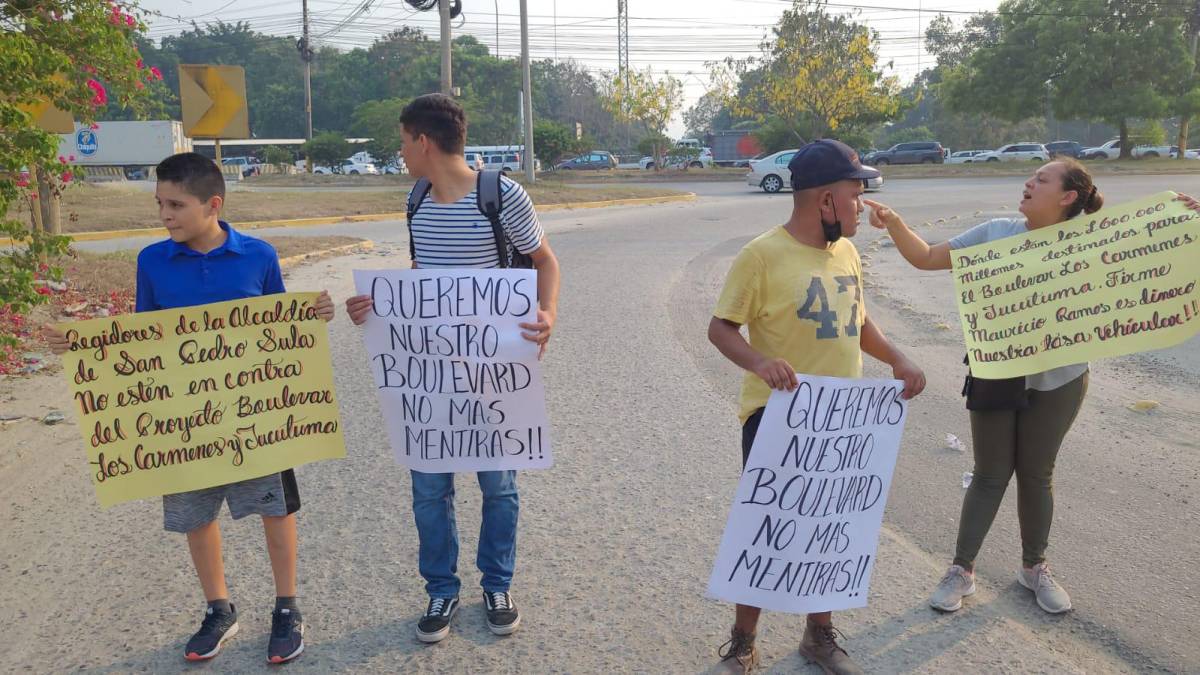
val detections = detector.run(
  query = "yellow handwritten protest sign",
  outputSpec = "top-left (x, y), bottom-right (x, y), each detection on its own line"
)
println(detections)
top-left (58, 293), bottom-right (346, 507)
top-left (952, 191), bottom-right (1200, 379)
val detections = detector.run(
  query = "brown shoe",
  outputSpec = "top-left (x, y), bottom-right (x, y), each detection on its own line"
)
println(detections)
top-left (798, 619), bottom-right (863, 675)
top-left (717, 626), bottom-right (760, 673)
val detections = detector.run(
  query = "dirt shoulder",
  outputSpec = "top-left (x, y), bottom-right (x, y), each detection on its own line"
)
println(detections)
top-left (58, 182), bottom-right (687, 233)
top-left (243, 168), bottom-right (745, 189)
top-left (0, 235), bottom-right (368, 379)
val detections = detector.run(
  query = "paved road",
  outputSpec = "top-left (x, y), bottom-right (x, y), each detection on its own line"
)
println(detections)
top-left (17, 174), bottom-right (1200, 672)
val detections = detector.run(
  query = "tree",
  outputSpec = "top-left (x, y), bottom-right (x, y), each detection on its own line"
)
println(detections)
top-left (1, 0), bottom-right (156, 346)
top-left (600, 67), bottom-right (684, 170)
top-left (533, 59), bottom-right (639, 152)
top-left (351, 98), bottom-right (408, 163)
top-left (302, 132), bottom-right (351, 167)
top-left (683, 91), bottom-right (726, 137)
top-left (1130, 119), bottom-right (1166, 146)
top-left (532, 120), bottom-right (574, 164)
top-left (637, 132), bottom-right (672, 158)
top-left (884, 63), bottom-right (1048, 151)
top-left (262, 145), bottom-right (293, 170)
top-left (924, 13), bottom-right (1001, 70)
top-left (753, 116), bottom-right (806, 153)
top-left (942, 0), bottom-right (1191, 159)
top-left (111, 24), bottom-right (639, 152)
top-left (711, 0), bottom-right (900, 142)
top-left (1171, 12), bottom-right (1200, 158)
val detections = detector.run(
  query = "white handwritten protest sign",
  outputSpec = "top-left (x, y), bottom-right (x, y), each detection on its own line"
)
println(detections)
top-left (708, 375), bottom-right (909, 614)
top-left (353, 268), bottom-right (552, 473)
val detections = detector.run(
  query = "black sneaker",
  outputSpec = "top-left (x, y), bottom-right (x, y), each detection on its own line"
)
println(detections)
top-left (483, 591), bottom-right (520, 636)
top-left (267, 607), bottom-right (305, 664)
top-left (416, 596), bottom-right (459, 643)
top-left (184, 604), bottom-right (239, 661)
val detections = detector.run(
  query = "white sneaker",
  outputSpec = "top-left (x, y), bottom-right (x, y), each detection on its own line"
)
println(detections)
top-left (1018, 562), bottom-right (1072, 613)
top-left (929, 564), bottom-right (976, 612)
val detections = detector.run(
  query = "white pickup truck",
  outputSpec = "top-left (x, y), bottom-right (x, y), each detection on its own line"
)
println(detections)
top-left (1080, 139), bottom-right (1123, 160)
top-left (1132, 144), bottom-right (1174, 159)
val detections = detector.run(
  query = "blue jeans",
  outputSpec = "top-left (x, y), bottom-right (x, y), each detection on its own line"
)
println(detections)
top-left (410, 470), bottom-right (519, 598)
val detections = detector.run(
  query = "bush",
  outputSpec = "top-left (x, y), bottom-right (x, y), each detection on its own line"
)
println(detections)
top-left (302, 132), bottom-right (352, 167)
top-left (262, 145), bottom-right (293, 169)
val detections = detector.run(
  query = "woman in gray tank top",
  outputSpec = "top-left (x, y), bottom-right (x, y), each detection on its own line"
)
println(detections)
top-left (862, 158), bottom-right (1105, 615)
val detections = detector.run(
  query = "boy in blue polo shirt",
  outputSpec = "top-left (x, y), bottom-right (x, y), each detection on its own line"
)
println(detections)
top-left (47, 152), bottom-right (334, 664)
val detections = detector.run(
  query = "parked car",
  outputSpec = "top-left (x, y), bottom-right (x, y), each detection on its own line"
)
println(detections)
top-left (221, 156), bottom-right (259, 177)
top-left (946, 150), bottom-right (988, 164)
top-left (482, 152), bottom-right (521, 172)
top-left (864, 141), bottom-right (944, 165)
top-left (1081, 139), bottom-right (1123, 160)
top-left (340, 159), bottom-right (378, 175)
top-left (1045, 141), bottom-right (1084, 158)
top-left (382, 160), bottom-right (407, 175)
top-left (974, 143), bottom-right (1049, 162)
top-left (555, 151), bottom-right (617, 170)
top-left (1170, 146), bottom-right (1200, 159)
top-left (746, 149), bottom-right (883, 193)
top-left (313, 159), bottom-right (379, 175)
top-left (639, 147), bottom-right (714, 170)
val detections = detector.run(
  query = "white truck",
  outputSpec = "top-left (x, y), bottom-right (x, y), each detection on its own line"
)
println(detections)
top-left (1080, 139), bottom-right (1124, 160)
top-left (57, 120), bottom-right (192, 177)
top-left (1132, 144), bottom-right (1174, 159)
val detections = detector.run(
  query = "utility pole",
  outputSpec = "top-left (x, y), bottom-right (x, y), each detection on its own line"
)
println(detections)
top-left (520, 0), bottom-right (535, 182)
top-left (618, 0), bottom-right (630, 152)
top-left (300, 0), bottom-right (314, 172)
top-left (439, 0), bottom-right (453, 94)
top-left (494, 0), bottom-right (500, 57)
top-left (617, 0), bottom-right (629, 78)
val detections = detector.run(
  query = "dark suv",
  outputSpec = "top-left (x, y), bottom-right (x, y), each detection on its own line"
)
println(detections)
top-left (1045, 141), bottom-right (1084, 159)
top-left (555, 151), bottom-right (617, 170)
top-left (865, 141), bottom-right (944, 165)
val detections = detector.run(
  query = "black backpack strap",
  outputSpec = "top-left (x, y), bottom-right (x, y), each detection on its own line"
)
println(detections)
top-left (406, 177), bottom-right (433, 263)
top-left (476, 169), bottom-right (508, 268)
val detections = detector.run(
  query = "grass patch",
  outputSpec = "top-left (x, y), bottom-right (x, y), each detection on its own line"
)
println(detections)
top-left (244, 167), bottom-right (746, 188)
top-left (59, 182), bottom-right (687, 233)
top-left (5, 234), bottom-right (364, 375)
top-left (58, 235), bottom-right (365, 297)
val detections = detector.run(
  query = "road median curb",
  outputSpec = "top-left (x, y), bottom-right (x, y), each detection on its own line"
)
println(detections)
top-left (278, 240), bottom-right (375, 268)
top-left (1, 192), bottom-right (697, 245)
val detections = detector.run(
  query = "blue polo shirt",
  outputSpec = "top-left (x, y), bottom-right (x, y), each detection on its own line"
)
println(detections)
top-left (135, 221), bottom-right (285, 312)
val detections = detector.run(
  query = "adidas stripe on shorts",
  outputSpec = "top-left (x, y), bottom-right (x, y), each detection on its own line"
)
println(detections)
top-left (163, 470), bottom-right (301, 533)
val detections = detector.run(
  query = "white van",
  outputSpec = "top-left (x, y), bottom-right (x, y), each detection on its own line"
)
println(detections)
top-left (482, 151), bottom-right (521, 172)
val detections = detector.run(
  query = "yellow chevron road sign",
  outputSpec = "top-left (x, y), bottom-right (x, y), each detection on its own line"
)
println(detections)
top-left (178, 64), bottom-right (249, 139)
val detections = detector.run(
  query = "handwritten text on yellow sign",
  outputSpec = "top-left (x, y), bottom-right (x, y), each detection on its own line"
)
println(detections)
top-left (952, 191), bottom-right (1199, 378)
top-left (59, 293), bottom-right (345, 507)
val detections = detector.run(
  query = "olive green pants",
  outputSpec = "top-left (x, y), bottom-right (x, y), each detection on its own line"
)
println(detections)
top-left (954, 372), bottom-right (1088, 570)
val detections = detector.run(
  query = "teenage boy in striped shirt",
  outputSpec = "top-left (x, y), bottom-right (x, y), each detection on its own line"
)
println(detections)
top-left (346, 93), bottom-right (560, 643)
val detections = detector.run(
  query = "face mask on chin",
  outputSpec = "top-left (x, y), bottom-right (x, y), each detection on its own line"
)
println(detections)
top-left (820, 198), bottom-right (843, 243)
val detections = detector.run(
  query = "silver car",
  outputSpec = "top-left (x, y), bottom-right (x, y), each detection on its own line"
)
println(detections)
top-left (746, 149), bottom-right (883, 193)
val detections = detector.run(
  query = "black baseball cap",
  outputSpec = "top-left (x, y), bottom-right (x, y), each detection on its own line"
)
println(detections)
top-left (787, 139), bottom-right (880, 191)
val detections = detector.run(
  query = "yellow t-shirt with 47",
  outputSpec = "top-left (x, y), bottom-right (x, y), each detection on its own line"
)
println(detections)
top-left (714, 226), bottom-right (866, 423)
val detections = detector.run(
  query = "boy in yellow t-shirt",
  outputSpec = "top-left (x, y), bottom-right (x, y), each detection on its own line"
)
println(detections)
top-left (708, 139), bottom-right (926, 674)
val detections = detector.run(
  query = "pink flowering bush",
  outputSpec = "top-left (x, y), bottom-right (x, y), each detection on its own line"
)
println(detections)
top-left (0, 0), bottom-right (156, 350)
